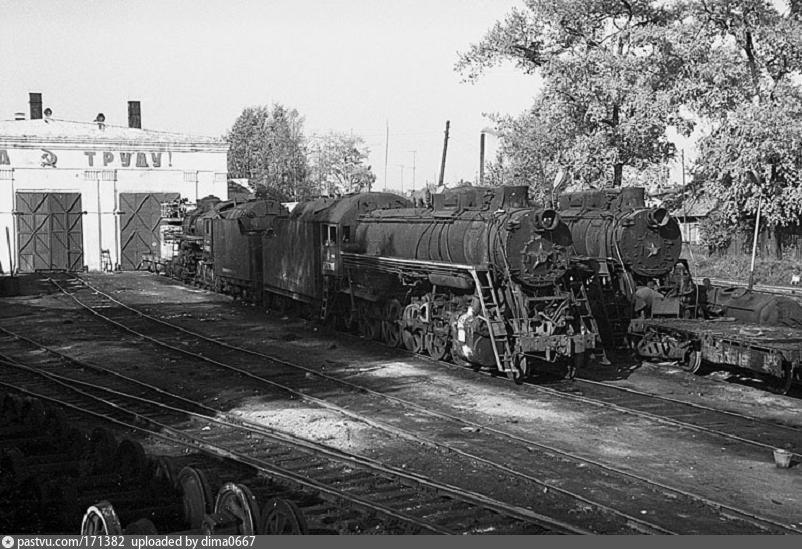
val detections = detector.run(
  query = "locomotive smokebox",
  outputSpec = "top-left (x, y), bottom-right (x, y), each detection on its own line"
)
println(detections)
top-left (559, 189), bottom-right (682, 279)
top-left (618, 208), bottom-right (681, 277)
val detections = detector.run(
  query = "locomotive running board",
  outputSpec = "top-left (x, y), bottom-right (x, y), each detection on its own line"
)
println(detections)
top-left (341, 252), bottom-right (487, 273)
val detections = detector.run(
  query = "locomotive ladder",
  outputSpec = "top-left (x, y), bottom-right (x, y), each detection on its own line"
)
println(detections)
top-left (320, 277), bottom-right (333, 320)
top-left (469, 269), bottom-right (514, 375)
top-left (570, 283), bottom-right (603, 355)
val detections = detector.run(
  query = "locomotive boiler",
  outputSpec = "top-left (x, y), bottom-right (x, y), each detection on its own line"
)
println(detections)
top-left (341, 186), bottom-right (599, 381)
top-left (558, 187), bottom-right (682, 281)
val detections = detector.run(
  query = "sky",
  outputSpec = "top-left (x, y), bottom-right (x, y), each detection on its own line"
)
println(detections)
top-left (0, 0), bottom-right (539, 192)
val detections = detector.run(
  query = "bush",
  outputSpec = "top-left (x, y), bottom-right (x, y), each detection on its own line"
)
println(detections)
top-left (690, 254), bottom-right (802, 286)
top-left (698, 212), bottom-right (733, 253)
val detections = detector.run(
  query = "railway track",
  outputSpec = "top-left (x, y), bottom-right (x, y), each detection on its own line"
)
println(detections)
top-left (0, 342), bottom-right (562, 535)
top-left (5, 273), bottom-right (793, 533)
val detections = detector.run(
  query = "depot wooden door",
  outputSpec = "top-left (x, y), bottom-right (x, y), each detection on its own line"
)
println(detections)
top-left (15, 192), bottom-right (84, 272)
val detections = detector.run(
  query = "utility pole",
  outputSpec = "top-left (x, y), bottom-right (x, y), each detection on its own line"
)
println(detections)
top-left (409, 150), bottom-right (417, 191)
top-left (384, 120), bottom-right (389, 191)
top-left (479, 132), bottom-right (486, 186)
top-left (396, 164), bottom-right (405, 194)
top-left (438, 120), bottom-right (450, 188)
top-left (749, 197), bottom-right (763, 290)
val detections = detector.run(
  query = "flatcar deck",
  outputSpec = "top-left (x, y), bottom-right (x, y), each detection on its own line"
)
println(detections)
top-left (630, 317), bottom-right (801, 391)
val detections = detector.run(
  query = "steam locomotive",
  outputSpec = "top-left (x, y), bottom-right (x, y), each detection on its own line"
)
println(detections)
top-left (553, 188), bottom-right (801, 392)
top-left (261, 186), bottom-right (599, 381)
top-left (556, 187), bottom-right (683, 347)
top-left (147, 183), bottom-right (799, 392)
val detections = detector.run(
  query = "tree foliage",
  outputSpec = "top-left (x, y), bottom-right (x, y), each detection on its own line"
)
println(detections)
top-left (461, 0), bottom-right (802, 228)
top-left (683, 0), bottom-right (802, 228)
top-left (309, 132), bottom-right (376, 195)
top-left (227, 104), bottom-right (310, 201)
top-left (457, 0), bottom-right (694, 189)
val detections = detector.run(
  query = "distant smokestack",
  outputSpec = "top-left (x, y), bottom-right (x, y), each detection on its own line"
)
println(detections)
top-left (29, 93), bottom-right (43, 120)
top-left (128, 101), bottom-right (141, 129)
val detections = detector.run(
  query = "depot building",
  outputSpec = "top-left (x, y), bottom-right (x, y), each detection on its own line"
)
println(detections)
top-left (0, 94), bottom-right (228, 273)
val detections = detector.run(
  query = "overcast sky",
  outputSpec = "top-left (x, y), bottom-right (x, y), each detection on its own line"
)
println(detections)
top-left (0, 0), bottom-right (538, 191)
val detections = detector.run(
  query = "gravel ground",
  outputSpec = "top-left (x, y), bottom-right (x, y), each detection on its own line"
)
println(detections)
top-left (2, 271), bottom-right (801, 533)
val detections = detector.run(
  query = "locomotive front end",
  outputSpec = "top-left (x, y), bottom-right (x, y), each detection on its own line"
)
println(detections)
top-left (616, 206), bottom-right (682, 279)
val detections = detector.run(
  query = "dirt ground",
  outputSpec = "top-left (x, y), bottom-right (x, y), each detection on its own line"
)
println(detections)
top-left (2, 271), bottom-right (801, 532)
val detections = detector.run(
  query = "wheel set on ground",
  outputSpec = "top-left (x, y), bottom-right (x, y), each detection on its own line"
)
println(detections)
top-left (0, 397), bottom-right (182, 532)
top-left (80, 467), bottom-right (308, 535)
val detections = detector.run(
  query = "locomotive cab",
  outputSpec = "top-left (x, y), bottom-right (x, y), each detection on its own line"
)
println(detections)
top-left (322, 224), bottom-right (340, 275)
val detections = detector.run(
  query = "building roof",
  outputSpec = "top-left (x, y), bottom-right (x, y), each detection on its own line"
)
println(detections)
top-left (671, 194), bottom-right (718, 219)
top-left (0, 118), bottom-right (225, 150)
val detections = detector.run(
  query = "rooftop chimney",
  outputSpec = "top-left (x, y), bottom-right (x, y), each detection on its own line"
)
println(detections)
top-left (128, 101), bottom-right (141, 129)
top-left (29, 93), bottom-right (42, 120)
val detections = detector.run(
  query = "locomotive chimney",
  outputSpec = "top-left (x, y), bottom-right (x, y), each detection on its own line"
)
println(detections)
top-left (29, 93), bottom-right (43, 120)
top-left (127, 101), bottom-right (141, 129)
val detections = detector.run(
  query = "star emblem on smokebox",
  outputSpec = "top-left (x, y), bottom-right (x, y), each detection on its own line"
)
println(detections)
top-left (646, 242), bottom-right (660, 257)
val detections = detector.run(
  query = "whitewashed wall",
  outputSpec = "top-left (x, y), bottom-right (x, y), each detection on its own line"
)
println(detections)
top-left (0, 143), bottom-right (227, 272)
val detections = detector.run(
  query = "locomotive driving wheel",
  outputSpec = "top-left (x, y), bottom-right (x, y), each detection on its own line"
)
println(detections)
top-left (402, 328), bottom-right (424, 353)
top-left (382, 299), bottom-right (403, 348)
top-left (426, 328), bottom-right (450, 361)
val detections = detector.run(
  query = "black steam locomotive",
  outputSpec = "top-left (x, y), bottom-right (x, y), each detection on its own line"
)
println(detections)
top-left (261, 186), bottom-right (599, 381)
top-left (553, 188), bottom-right (801, 392)
top-left (556, 187), bottom-right (683, 347)
top-left (148, 183), bottom-right (799, 392)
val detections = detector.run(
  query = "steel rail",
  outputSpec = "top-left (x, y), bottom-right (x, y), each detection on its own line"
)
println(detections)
top-left (0, 347), bottom-right (581, 534)
top-left (54, 274), bottom-right (802, 534)
top-left (527, 380), bottom-right (802, 461)
top-left (574, 377), bottom-right (802, 440)
top-left (46, 275), bottom-right (674, 534)
top-left (0, 357), bottom-right (455, 535)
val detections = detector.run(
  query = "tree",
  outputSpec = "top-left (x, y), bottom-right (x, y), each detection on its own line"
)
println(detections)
top-left (457, 0), bottom-right (694, 189)
top-left (227, 104), bottom-right (310, 201)
top-left (309, 132), bottom-right (376, 195)
top-left (680, 1), bottom-right (802, 229)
